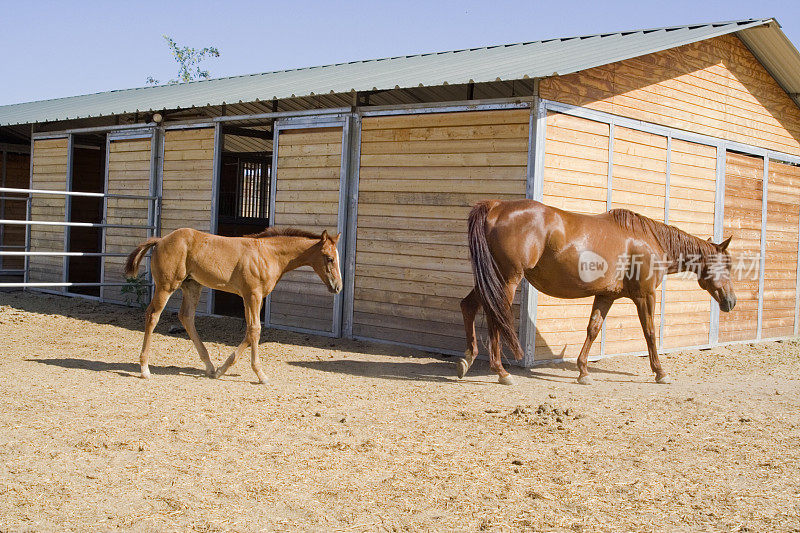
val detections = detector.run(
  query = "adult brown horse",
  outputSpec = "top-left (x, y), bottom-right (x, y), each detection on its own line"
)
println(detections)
top-left (459, 199), bottom-right (735, 385)
top-left (125, 227), bottom-right (342, 384)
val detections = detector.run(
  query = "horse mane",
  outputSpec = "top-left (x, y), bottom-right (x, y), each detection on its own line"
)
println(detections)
top-left (608, 209), bottom-right (716, 262)
top-left (245, 227), bottom-right (322, 240)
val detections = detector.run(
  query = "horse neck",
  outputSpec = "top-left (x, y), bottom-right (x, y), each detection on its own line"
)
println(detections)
top-left (662, 233), bottom-right (711, 275)
top-left (261, 236), bottom-right (319, 274)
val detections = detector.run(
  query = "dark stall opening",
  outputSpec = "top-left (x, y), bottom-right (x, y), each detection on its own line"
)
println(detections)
top-left (67, 133), bottom-right (105, 296)
top-left (213, 123), bottom-right (273, 317)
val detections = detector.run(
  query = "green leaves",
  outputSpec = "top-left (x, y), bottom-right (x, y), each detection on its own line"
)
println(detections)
top-left (121, 274), bottom-right (149, 309)
top-left (146, 35), bottom-right (220, 86)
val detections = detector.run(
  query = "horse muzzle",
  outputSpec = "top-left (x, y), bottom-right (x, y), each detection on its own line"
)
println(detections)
top-left (719, 295), bottom-right (736, 313)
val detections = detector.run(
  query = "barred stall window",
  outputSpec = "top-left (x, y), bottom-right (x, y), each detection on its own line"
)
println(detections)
top-left (219, 156), bottom-right (271, 224)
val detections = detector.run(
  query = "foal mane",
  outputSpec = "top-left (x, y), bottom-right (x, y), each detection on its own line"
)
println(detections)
top-left (246, 227), bottom-right (322, 240)
top-left (608, 209), bottom-right (716, 262)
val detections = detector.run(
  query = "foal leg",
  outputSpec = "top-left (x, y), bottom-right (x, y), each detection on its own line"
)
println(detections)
top-left (576, 295), bottom-right (614, 385)
top-left (633, 294), bottom-right (671, 384)
top-left (457, 288), bottom-right (481, 378)
top-left (245, 295), bottom-right (267, 384)
top-left (214, 294), bottom-right (265, 383)
top-left (178, 280), bottom-right (215, 377)
top-left (139, 288), bottom-right (172, 379)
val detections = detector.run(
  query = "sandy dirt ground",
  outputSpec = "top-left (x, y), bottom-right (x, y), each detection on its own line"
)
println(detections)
top-left (0, 290), bottom-right (798, 532)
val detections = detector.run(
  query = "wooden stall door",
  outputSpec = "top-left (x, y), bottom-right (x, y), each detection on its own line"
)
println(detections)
top-left (535, 112), bottom-right (609, 361)
top-left (604, 127), bottom-right (667, 355)
top-left (353, 109), bottom-right (529, 354)
top-left (1, 152), bottom-right (30, 271)
top-left (268, 126), bottom-right (344, 334)
top-left (719, 152), bottom-right (763, 343)
top-left (161, 128), bottom-right (216, 311)
top-left (762, 159), bottom-right (800, 338)
top-left (103, 135), bottom-right (153, 303)
top-left (662, 140), bottom-right (717, 349)
top-left (28, 138), bottom-right (69, 287)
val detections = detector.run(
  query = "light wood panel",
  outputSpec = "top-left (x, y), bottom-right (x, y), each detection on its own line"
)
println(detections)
top-left (535, 112), bottom-right (608, 360)
top-left (719, 152), bottom-right (763, 342)
top-left (162, 128), bottom-right (215, 311)
top-left (269, 127), bottom-right (343, 333)
top-left (29, 138), bottom-right (69, 286)
top-left (103, 137), bottom-right (152, 303)
top-left (354, 109), bottom-right (529, 353)
top-left (540, 34), bottom-right (800, 156)
top-left (662, 140), bottom-right (717, 348)
top-left (605, 127), bottom-right (667, 355)
top-left (762, 159), bottom-right (800, 338)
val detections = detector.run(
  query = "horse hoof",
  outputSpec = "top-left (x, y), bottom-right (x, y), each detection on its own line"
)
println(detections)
top-left (140, 371), bottom-right (150, 380)
top-left (656, 374), bottom-right (672, 385)
top-left (576, 375), bottom-right (593, 385)
top-left (498, 374), bottom-right (515, 386)
top-left (205, 368), bottom-right (216, 378)
top-left (456, 358), bottom-right (470, 379)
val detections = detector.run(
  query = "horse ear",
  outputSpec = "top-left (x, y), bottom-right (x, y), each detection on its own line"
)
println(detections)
top-left (718, 235), bottom-right (732, 251)
top-left (321, 230), bottom-right (329, 241)
top-left (333, 232), bottom-right (341, 243)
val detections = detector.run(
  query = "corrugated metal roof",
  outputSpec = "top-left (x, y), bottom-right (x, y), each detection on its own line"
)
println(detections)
top-left (1, 18), bottom-right (797, 127)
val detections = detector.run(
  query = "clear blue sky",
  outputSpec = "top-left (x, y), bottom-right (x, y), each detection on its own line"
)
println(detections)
top-left (0, 0), bottom-right (798, 106)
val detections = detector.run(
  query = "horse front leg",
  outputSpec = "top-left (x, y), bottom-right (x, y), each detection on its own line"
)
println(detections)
top-left (633, 294), bottom-right (671, 384)
top-left (576, 295), bottom-right (614, 385)
top-left (457, 288), bottom-right (481, 378)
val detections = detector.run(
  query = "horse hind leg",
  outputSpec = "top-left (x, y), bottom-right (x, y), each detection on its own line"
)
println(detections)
top-left (576, 295), bottom-right (614, 385)
top-left (457, 288), bottom-right (481, 379)
top-left (178, 280), bottom-right (215, 377)
top-left (139, 287), bottom-right (173, 379)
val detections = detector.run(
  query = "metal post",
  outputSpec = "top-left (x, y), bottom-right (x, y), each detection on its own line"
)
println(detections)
top-left (520, 96), bottom-right (547, 365)
top-left (263, 122), bottom-right (281, 328)
top-left (709, 145), bottom-right (726, 344)
top-left (795, 201), bottom-right (800, 336)
top-left (0, 149), bottom-right (5, 272)
top-left (600, 122), bottom-right (615, 357)
top-left (660, 135), bottom-right (672, 351)
top-left (332, 117), bottom-right (353, 337)
top-left (24, 136), bottom-right (34, 286)
top-left (62, 135), bottom-right (74, 293)
top-left (99, 135), bottom-right (111, 302)
top-left (207, 123), bottom-right (223, 315)
top-left (341, 113), bottom-right (362, 339)
top-left (756, 156), bottom-right (769, 339)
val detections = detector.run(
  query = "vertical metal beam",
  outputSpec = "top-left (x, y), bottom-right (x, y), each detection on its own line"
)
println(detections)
top-left (207, 123), bottom-right (223, 315)
top-left (99, 135), bottom-right (111, 302)
top-left (520, 96), bottom-right (546, 366)
top-left (756, 156), bottom-right (769, 340)
top-left (709, 145), bottom-right (726, 345)
top-left (62, 134), bottom-right (74, 293)
top-left (795, 200), bottom-right (800, 336)
top-left (660, 135), bottom-right (672, 351)
top-left (341, 113), bottom-right (362, 339)
top-left (263, 122), bottom-right (282, 327)
top-left (600, 122), bottom-right (615, 357)
top-left (24, 135), bottom-right (34, 286)
top-left (332, 117), bottom-right (352, 337)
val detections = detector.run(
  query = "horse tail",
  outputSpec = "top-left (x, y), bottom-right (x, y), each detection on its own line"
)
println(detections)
top-left (125, 237), bottom-right (161, 278)
top-left (467, 201), bottom-right (524, 360)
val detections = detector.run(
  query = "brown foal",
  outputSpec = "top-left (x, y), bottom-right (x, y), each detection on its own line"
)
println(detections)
top-left (125, 227), bottom-right (342, 383)
top-left (460, 199), bottom-right (736, 385)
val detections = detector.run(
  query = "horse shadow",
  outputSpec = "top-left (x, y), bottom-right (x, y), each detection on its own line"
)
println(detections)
top-left (25, 357), bottom-right (206, 379)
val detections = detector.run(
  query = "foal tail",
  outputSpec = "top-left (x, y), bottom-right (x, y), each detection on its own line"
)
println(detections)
top-left (467, 202), bottom-right (524, 360)
top-left (125, 237), bottom-right (161, 277)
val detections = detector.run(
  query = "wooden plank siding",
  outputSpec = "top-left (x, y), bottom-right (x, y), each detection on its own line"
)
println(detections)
top-left (103, 137), bottom-right (152, 303)
top-left (29, 138), bottom-right (69, 287)
top-left (719, 152), bottom-right (763, 342)
top-left (605, 127), bottom-right (667, 355)
top-left (762, 159), bottom-right (800, 338)
top-left (269, 127), bottom-right (343, 333)
top-left (535, 112), bottom-right (608, 360)
top-left (539, 34), bottom-right (800, 157)
top-left (161, 128), bottom-right (215, 311)
top-left (353, 110), bottom-right (529, 353)
top-left (1, 152), bottom-right (30, 271)
top-left (661, 139), bottom-right (717, 349)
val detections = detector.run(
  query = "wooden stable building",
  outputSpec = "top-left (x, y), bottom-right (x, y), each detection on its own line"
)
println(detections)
top-left (1, 18), bottom-right (799, 366)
